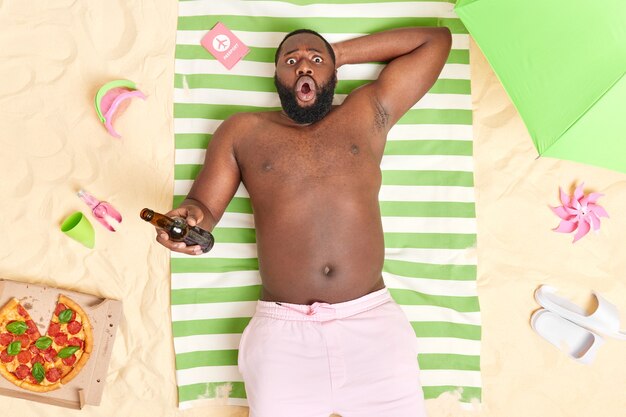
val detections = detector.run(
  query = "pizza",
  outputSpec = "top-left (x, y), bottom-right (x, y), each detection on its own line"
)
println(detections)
top-left (0, 295), bottom-right (93, 392)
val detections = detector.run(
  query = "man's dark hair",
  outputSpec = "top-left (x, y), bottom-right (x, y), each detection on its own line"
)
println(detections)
top-left (274, 29), bottom-right (336, 65)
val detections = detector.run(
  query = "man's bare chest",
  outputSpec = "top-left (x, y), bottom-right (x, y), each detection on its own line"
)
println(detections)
top-left (238, 124), bottom-right (381, 182)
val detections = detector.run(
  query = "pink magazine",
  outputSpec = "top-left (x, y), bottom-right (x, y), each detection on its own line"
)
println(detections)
top-left (201, 22), bottom-right (250, 70)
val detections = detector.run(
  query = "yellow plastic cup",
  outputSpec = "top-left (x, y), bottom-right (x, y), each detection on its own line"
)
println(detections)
top-left (60, 212), bottom-right (95, 249)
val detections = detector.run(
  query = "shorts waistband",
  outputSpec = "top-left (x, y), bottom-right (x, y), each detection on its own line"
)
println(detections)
top-left (255, 287), bottom-right (391, 322)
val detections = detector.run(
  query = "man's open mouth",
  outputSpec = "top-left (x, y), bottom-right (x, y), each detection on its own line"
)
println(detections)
top-left (295, 76), bottom-right (317, 103)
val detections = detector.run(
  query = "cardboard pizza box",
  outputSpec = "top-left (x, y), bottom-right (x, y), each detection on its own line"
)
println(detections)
top-left (0, 278), bottom-right (122, 409)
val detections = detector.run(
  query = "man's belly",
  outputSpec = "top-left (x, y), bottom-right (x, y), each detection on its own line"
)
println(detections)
top-left (253, 200), bottom-right (386, 304)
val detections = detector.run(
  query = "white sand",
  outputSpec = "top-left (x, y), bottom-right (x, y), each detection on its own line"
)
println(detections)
top-left (0, 2), bottom-right (624, 417)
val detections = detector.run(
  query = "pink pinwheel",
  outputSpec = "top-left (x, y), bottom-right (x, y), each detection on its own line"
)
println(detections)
top-left (551, 183), bottom-right (609, 243)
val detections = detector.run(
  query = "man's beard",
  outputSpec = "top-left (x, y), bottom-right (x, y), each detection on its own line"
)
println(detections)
top-left (274, 73), bottom-right (337, 124)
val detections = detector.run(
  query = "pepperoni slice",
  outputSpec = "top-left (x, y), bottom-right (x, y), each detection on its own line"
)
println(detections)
top-left (62, 354), bottom-right (77, 366)
top-left (17, 350), bottom-right (31, 364)
top-left (15, 364), bottom-right (30, 380)
top-left (25, 320), bottom-right (38, 334)
top-left (0, 349), bottom-right (13, 363)
top-left (43, 347), bottom-right (57, 362)
top-left (31, 354), bottom-right (44, 365)
top-left (67, 321), bottom-right (82, 335)
top-left (68, 337), bottom-right (83, 349)
top-left (48, 322), bottom-right (61, 337)
top-left (45, 367), bottom-right (61, 382)
top-left (0, 333), bottom-right (13, 346)
top-left (54, 303), bottom-right (67, 316)
top-left (28, 345), bottom-right (40, 355)
top-left (54, 333), bottom-right (68, 346)
top-left (15, 334), bottom-right (30, 348)
top-left (26, 374), bottom-right (39, 384)
top-left (17, 304), bottom-right (28, 317)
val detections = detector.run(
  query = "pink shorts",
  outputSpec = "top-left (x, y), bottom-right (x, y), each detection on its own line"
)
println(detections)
top-left (238, 288), bottom-right (427, 417)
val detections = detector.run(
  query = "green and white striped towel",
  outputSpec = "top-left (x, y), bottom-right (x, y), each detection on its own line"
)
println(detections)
top-left (172, 0), bottom-right (480, 410)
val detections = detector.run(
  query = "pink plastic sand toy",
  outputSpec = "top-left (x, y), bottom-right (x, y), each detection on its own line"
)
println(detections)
top-left (77, 189), bottom-right (123, 232)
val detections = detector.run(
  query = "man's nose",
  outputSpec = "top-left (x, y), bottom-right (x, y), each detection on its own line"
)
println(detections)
top-left (296, 62), bottom-right (313, 76)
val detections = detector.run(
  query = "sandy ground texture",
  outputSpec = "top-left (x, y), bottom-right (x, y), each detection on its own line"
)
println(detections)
top-left (1, 1), bottom-right (625, 417)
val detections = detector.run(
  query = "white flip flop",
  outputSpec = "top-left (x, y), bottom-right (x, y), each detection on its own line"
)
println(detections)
top-left (530, 309), bottom-right (604, 364)
top-left (535, 285), bottom-right (626, 340)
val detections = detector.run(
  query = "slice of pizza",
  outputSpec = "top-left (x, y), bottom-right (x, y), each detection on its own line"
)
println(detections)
top-left (0, 295), bottom-right (93, 392)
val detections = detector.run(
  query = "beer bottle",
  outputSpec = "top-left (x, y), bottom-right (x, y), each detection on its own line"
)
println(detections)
top-left (140, 208), bottom-right (214, 253)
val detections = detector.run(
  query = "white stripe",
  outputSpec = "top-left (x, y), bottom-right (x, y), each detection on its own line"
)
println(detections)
top-left (178, 0), bottom-right (458, 19)
top-left (172, 271), bottom-right (262, 290)
top-left (416, 337), bottom-right (481, 356)
top-left (174, 335), bottom-right (481, 356)
top-left (381, 216), bottom-right (477, 234)
top-left (212, 212), bottom-right (254, 229)
top-left (419, 369), bottom-right (481, 388)
top-left (383, 273), bottom-right (478, 297)
top-left (388, 124), bottom-right (473, 141)
top-left (381, 155), bottom-right (474, 172)
top-left (177, 30), bottom-right (469, 51)
top-left (174, 88), bottom-right (472, 110)
top-left (171, 301), bottom-right (258, 321)
top-left (174, 118), bottom-right (473, 140)
top-left (379, 185), bottom-right (475, 203)
top-left (179, 397), bottom-right (248, 410)
top-left (385, 247), bottom-right (476, 265)
top-left (173, 180), bottom-right (249, 198)
top-left (400, 305), bottom-right (481, 326)
top-left (176, 149), bottom-right (473, 171)
top-left (175, 59), bottom-right (470, 80)
top-left (174, 118), bottom-right (223, 134)
top-left (174, 333), bottom-right (243, 354)
top-left (171, 242), bottom-right (258, 259)
top-left (176, 365), bottom-right (242, 386)
top-left (172, 183), bottom-right (476, 204)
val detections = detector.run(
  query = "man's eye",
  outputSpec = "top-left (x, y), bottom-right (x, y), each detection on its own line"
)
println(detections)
top-left (286, 58), bottom-right (297, 65)
top-left (313, 57), bottom-right (323, 63)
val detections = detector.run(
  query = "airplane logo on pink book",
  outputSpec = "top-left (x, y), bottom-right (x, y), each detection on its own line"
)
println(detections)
top-left (213, 35), bottom-right (230, 52)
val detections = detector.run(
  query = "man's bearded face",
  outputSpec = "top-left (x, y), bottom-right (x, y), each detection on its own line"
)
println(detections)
top-left (274, 72), bottom-right (337, 124)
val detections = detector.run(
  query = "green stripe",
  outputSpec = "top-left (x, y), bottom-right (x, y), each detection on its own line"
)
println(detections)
top-left (418, 353), bottom-right (480, 371)
top-left (391, 288), bottom-right (479, 312)
top-left (175, 167), bottom-right (475, 187)
top-left (176, 44), bottom-right (468, 64)
top-left (398, 109), bottom-right (472, 125)
top-left (384, 259), bottom-right (476, 280)
top-left (411, 321), bottom-right (481, 340)
top-left (212, 227), bottom-right (256, 243)
top-left (176, 170), bottom-right (476, 186)
top-left (382, 170), bottom-right (474, 186)
top-left (174, 104), bottom-right (277, 119)
top-left (172, 317), bottom-right (251, 337)
top-left (224, 0), bottom-right (457, 4)
top-left (171, 257), bottom-right (258, 273)
top-left (171, 285), bottom-right (262, 305)
top-left (173, 104), bottom-right (471, 125)
top-left (384, 140), bottom-right (472, 156)
top-left (176, 349), bottom-right (239, 369)
top-left (175, 74), bottom-right (470, 95)
top-left (177, 16), bottom-right (467, 34)
top-left (173, 196), bottom-right (253, 214)
top-left (178, 381), bottom-right (247, 402)
top-left (176, 133), bottom-right (212, 149)
top-left (379, 201), bottom-right (475, 217)
top-left (422, 386), bottom-right (481, 402)
top-left (384, 232), bottom-right (476, 249)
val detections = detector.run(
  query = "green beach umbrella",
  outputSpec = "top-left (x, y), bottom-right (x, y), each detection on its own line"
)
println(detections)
top-left (455, 0), bottom-right (626, 174)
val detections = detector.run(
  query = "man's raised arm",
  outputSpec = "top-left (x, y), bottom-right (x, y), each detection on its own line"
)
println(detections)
top-left (333, 27), bottom-right (452, 128)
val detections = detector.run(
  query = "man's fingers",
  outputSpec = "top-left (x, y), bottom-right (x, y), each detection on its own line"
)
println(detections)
top-left (156, 233), bottom-right (203, 255)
